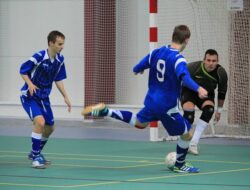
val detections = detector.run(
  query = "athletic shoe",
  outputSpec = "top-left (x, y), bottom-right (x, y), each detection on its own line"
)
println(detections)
top-left (28, 152), bottom-right (51, 165)
top-left (32, 154), bottom-right (46, 169)
top-left (171, 162), bottom-right (200, 173)
top-left (81, 103), bottom-right (108, 117)
top-left (188, 143), bottom-right (199, 155)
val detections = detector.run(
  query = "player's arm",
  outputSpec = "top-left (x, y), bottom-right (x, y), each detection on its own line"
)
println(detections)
top-left (20, 74), bottom-right (38, 96)
top-left (20, 55), bottom-right (41, 96)
top-left (214, 66), bottom-right (228, 122)
top-left (133, 48), bottom-right (160, 74)
top-left (181, 74), bottom-right (207, 99)
top-left (133, 54), bottom-right (150, 75)
top-left (175, 59), bottom-right (207, 98)
top-left (214, 98), bottom-right (225, 123)
top-left (55, 80), bottom-right (71, 112)
top-left (54, 63), bottom-right (71, 112)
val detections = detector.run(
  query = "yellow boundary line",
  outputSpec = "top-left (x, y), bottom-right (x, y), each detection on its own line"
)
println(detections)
top-left (0, 150), bottom-right (250, 165)
top-left (0, 160), bottom-right (162, 169)
top-left (1, 151), bottom-right (250, 188)
top-left (0, 168), bottom-right (250, 188)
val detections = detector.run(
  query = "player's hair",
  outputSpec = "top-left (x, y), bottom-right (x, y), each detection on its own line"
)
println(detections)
top-left (47, 30), bottom-right (65, 45)
top-left (204, 49), bottom-right (219, 60)
top-left (172, 25), bottom-right (191, 44)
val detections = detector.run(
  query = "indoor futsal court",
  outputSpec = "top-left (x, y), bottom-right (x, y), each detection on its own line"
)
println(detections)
top-left (1, 0), bottom-right (250, 190)
top-left (0, 118), bottom-right (250, 190)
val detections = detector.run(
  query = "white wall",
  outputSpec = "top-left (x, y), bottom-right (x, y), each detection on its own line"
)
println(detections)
top-left (0, 0), bottom-right (230, 119)
top-left (115, 0), bottom-right (148, 106)
top-left (0, 0), bottom-right (84, 119)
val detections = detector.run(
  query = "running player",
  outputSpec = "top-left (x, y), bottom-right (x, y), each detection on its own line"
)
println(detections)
top-left (82, 25), bottom-right (207, 173)
top-left (20, 31), bottom-right (71, 168)
top-left (181, 49), bottom-right (228, 155)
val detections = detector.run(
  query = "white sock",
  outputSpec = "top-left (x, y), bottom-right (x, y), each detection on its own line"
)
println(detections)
top-left (107, 109), bottom-right (113, 117)
top-left (191, 119), bottom-right (208, 144)
top-left (31, 132), bottom-right (42, 139)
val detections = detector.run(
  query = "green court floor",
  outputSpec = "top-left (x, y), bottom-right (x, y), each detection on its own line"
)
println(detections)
top-left (0, 136), bottom-right (250, 190)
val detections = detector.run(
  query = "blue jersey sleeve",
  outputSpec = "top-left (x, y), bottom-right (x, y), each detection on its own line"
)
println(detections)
top-left (133, 54), bottom-right (150, 73)
top-left (133, 48), bottom-right (161, 73)
top-left (20, 60), bottom-right (35, 75)
top-left (20, 51), bottom-right (44, 75)
top-left (175, 59), bottom-right (199, 92)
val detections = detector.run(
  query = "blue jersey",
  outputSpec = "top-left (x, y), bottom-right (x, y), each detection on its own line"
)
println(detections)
top-left (20, 49), bottom-right (66, 99)
top-left (133, 45), bottom-right (199, 113)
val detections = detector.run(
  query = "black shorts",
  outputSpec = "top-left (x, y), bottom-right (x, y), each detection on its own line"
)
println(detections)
top-left (181, 87), bottom-right (214, 109)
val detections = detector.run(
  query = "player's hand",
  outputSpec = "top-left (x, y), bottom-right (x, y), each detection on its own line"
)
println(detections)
top-left (64, 97), bottom-right (71, 112)
top-left (28, 83), bottom-right (39, 96)
top-left (197, 87), bottom-right (208, 99)
top-left (214, 112), bottom-right (221, 124)
top-left (134, 71), bottom-right (144, 75)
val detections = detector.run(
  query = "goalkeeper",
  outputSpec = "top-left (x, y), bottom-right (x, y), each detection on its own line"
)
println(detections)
top-left (181, 49), bottom-right (228, 155)
top-left (82, 25), bottom-right (208, 173)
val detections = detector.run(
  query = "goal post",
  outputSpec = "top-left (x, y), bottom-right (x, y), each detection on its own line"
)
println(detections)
top-left (149, 0), bottom-right (161, 142)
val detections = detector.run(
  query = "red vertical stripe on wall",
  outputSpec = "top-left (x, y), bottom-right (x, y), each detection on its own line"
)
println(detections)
top-left (149, 0), bottom-right (157, 13)
top-left (149, 27), bottom-right (158, 42)
top-left (149, 0), bottom-right (158, 131)
top-left (84, 0), bottom-right (116, 111)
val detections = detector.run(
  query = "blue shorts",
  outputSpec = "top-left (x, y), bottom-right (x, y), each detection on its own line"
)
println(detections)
top-left (20, 95), bottom-right (54, 126)
top-left (136, 106), bottom-right (191, 136)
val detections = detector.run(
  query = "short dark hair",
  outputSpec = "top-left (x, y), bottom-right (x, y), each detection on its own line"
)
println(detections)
top-left (204, 49), bottom-right (219, 60)
top-left (172, 25), bottom-right (191, 44)
top-left (47, 30), bottom-right (65, 45)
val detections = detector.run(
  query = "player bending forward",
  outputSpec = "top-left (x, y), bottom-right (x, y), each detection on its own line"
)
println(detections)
top-left (181, 49), bottom-right (228, 155)
top-left (20, 31), bottom-right (71, 169)
top-left (82, 25), bottom-right (207, 173)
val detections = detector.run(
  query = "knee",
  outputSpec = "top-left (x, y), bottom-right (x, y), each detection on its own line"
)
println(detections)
top-left (34, 117), bottom-right (45, 128)
top-left (200, 105), bottom-right (214, 123)
top-left (135, 124), bottom-right (148, 129)
top-left (47, 125), bottom-right (55, 133)
top-left (43, 125), bottom-right (54, 137)
top-left (180, 131), bottom-right (192, 141)
top-left (134, 120), bottom-right (148, 129)
top-left (183, 110), bottom-right (195, 124)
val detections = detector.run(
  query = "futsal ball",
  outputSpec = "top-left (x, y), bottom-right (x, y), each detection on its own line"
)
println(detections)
top-left (165, 152), bottom-right (176, 168)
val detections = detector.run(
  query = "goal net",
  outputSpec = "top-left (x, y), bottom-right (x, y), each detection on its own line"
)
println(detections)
top-left (84, 0), bottom-right (250, 139)
top-left (156, 0), bottom-right (250, 139)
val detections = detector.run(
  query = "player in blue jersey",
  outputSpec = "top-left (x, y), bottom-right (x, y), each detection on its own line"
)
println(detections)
top-left (20, 31), bottom-right (71, 169)
top-left (82, 25), bottom-right (207, 173)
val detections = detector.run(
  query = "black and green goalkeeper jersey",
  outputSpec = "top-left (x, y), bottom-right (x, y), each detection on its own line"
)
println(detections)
top-left (186, 61), bottom-right (228, 100)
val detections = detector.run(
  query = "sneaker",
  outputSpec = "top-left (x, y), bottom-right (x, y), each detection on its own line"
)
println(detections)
top-left (188, 143), bottom-right (199, 155)
top-left (81, 103), bottom-right (108, 117)
top-left (171, 162), bottom-right (200, 173)
top-left (28, 152), bottom-right (51, 165)
top-left (32, 154), bottom-right (46, 169)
